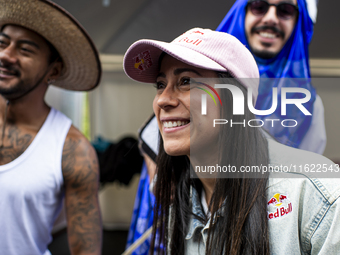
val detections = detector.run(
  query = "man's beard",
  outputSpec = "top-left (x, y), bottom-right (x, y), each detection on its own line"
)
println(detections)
top-left (0, 63), bottom-right (25, 98)
top-left (249, 25), bottom-right (285, 59)
top-left (250, 47), bottom-right (278, 59)
top-left (0, 80), bottom-right (32, 100)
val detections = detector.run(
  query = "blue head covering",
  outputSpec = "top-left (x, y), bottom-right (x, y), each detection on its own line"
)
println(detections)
top-left (217, 0), bottom-right (316, 148)
top-left (126, 162), bottom-right (158, 255)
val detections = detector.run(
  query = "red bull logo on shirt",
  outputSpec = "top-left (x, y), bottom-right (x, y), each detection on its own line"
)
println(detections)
top-left (267, 193), bottom-right (292, 220)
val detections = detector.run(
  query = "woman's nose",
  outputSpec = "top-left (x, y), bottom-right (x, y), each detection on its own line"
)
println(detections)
top-left (156, 85), bottom-right (179, 110)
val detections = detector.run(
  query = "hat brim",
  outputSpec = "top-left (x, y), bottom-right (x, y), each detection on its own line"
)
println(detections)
top-left (124, 39), bottom-right (226, 84)
top-left (0, 0), bottom-right (101, 91)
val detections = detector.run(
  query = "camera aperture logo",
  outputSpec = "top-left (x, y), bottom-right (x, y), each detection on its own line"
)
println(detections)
top-left (200, 84), bottom-right (312, 128)
top-left (196, 82), bottom-right (223, 114)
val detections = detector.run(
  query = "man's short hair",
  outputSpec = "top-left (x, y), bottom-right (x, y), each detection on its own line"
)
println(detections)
top-left (45, 38), bottom-right (61, 64)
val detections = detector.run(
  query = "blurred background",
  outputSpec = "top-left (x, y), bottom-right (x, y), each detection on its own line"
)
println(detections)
top-left (45, 0), bottom-right (340, 254)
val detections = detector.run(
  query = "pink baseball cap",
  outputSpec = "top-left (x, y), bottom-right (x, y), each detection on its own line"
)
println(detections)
top-left (123, 27), bottom-right (259, 101)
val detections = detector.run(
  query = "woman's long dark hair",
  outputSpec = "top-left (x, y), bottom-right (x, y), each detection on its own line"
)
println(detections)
top-left (150, 73), bottom-right (270, 255)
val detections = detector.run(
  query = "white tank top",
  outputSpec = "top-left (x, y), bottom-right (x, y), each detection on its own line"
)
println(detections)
top-left (0, 108), bottom-right (71, 255)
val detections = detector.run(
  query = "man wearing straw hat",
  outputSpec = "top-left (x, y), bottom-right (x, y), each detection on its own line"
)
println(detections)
top-left (0, 1), bottom-right (102, 254)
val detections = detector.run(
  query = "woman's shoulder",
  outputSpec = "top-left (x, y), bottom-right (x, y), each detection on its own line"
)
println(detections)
top-left (266, 140), bottom-right (340, 253)
top-left (267, 175), bottom-right (340, 253)
top-left (267, 138), bottom-right (340, 202)
top-left (267, 176), bottom-right (340, 253)
top-left (267, 138), bottom-right (333, 170)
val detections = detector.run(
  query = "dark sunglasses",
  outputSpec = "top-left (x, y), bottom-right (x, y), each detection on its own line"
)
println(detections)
top-left (247, 0), bottom-right (299, 20)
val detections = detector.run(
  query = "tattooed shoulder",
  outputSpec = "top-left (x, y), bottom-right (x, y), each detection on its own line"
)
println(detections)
top-left (62, 125), bottom-right (99, 185)
top-left (62, 125), bottom-right (102, 254)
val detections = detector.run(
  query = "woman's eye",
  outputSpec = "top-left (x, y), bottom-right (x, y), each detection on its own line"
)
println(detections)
top-left (181, 77), bottom-right (191, 85)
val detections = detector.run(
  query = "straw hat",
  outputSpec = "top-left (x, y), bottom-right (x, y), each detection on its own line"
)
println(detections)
top-left (0, 0), bottom-right (101, 91)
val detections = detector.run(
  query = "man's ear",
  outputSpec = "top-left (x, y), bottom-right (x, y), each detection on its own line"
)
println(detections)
top-left (47, 61), bottom-right (63, 81)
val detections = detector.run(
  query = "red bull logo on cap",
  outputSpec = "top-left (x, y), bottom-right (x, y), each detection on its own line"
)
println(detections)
top-left (133, 50), bottom-right (152, 72)
top-left (190, 30), bottom-right (204, 35)
top-left (177, 37), bottom-right (203, 46)
top-left (267, 193), bottom-right (292, 220)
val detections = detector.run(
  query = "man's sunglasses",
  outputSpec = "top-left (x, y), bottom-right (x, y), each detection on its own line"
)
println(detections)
top-left (247, 0), bottom-right (299, 20)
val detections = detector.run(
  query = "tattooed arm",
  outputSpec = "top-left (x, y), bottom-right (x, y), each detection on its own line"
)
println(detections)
top-left (62, 126), bottom-right (102, 255)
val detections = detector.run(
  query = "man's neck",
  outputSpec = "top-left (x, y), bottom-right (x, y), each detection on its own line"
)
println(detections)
top-left (0, 90), bottom-right (50, 130)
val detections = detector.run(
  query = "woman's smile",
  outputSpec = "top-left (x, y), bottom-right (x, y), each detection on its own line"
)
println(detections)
top-left (161, 118), bottom-right (190, 133)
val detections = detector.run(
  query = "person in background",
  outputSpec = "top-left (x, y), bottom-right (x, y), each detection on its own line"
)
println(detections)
top-left (217, 0), bottom-right (325, 154)
top-left (125, 115), bottom-right (158, 255)
top-left (0, 0), bottom-right (102, 254)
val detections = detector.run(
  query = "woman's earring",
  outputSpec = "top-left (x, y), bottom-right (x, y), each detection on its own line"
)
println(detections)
top-left (47, 78), bottom-right (56, 85)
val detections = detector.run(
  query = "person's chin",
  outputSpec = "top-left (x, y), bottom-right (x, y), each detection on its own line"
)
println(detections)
top-left (0, 83), bottom-right (20, 96)
top-left (251, 46), bottom-right (279, 59)
top-left (164, 146), bottom-right (188, 157)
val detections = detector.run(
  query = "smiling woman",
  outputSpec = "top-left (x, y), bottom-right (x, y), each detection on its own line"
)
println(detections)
top-left (123, 27), bottom-right (340, 255)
